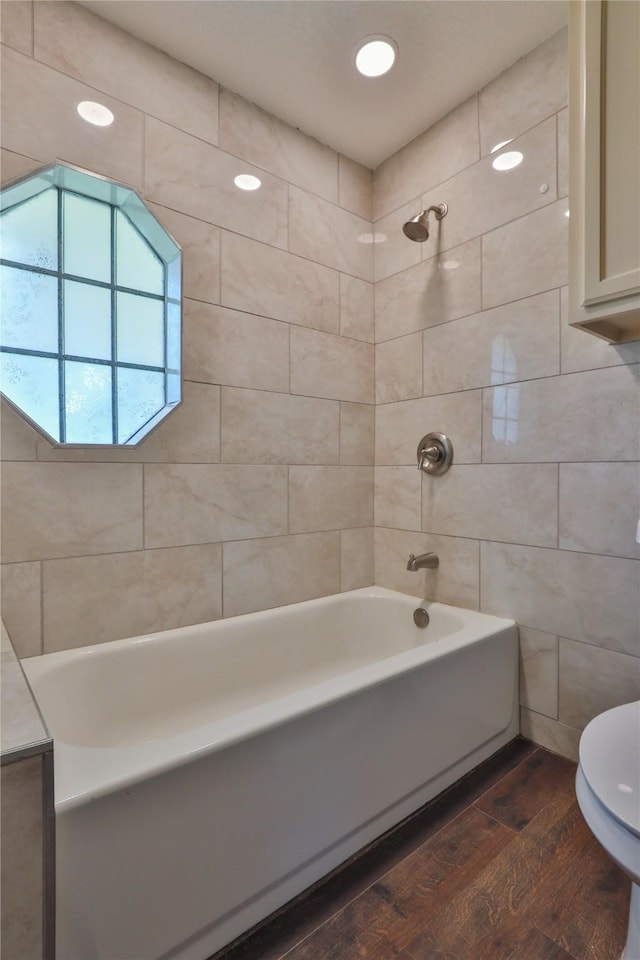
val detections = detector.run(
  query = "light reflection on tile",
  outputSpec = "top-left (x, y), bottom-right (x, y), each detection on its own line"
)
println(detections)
top-left (289, 186), bottom-right (373, 281)
top-left (422, 291), bottom-right (560, 396)
top-left (220, 88), bottom-right (337, 202)
top-left (482, 365), bottom-right (640, 463)
top-left (479, 28), bottom-right (568, 156)
top-left (375, 239), bottom-right (482, 342)
top-left (145, 118), bottom-right (288, 248)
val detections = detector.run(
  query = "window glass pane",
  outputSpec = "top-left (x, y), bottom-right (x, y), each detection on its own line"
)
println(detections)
top-left (116, 292), bottom-right (164, 367)
top-left (115, 210), bottom-right (164, 295)
top-left (0, 265), bottom-right (58, 353)
top-left (0, 187), bottom-right (58, 270)
top-left (64, 280), bottom-right (111, 361)
top-left (64, 361), bottom-right (112, 444)
top-left (0, 353), bottom-right (60, 441)
top-left (116, 367), bottom-right (165, 443)
top-left (63, 193), bottom-right (111, 283)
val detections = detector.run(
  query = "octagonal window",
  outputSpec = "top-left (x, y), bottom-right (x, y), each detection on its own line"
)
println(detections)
top-left (0, 163), bottom-right (181, 445)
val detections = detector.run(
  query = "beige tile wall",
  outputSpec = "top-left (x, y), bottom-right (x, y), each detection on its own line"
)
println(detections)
top-left (1, 9), bottom-right (638, 765)
top-left (373, 27), bottom-right (640, 761)
top-left (0, 1), bottom-right (375, 656)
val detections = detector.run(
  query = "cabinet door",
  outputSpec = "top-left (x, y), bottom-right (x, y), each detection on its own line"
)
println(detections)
top-left (569, 0), bottom-right (640, 341)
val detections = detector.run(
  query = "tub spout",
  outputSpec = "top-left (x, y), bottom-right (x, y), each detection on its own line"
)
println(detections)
top-left (407, 552), bottom-right (439, 571)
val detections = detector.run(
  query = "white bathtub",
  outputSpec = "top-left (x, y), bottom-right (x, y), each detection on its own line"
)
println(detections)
top-left (23, 586), bottom-right (518, 960)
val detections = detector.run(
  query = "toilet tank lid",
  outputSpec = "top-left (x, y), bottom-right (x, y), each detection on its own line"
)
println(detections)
top-left (579, 701), bottom-right (640, 838)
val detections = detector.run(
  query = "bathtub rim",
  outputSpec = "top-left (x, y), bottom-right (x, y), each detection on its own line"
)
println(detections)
top-left (22, 586), bottom-right (518, 810)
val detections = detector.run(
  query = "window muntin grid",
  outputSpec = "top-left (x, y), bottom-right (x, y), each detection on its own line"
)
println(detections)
top-left (0, 163), bottom-right (181, 446)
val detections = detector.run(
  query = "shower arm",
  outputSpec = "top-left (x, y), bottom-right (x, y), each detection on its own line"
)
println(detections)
top-left (426, 203), bottom-right (448, 221)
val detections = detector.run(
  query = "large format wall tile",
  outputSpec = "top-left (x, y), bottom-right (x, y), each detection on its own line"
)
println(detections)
top-left (422, 291), bottom-right (560, 396)
top-left (340, 403), bottom-right (374, 465)
top-left (223, 532), bottom-right (341, 617)
top-left (147, 203), bottom-right (220, 306)
top-left (478, 28), bottom-right (568, 156)
top-left (559, 462), bottom-right (640, 559)
top-left (0, 149), bottom-right (40, 184)
top-left (42, 544), bottom-right (222, 652)
top-left (338, 156), bottom-right (373, 220)
top-left (422, 464), bottom-right (558, 547)
top-left (520, 708), bottom-right (579, 762)
top-left (184, 300), bottom-right (289, 392)
top-left (375, 239), bottom-right (482, 342)
top-left (1, 400), bottom-right (38, 461)
top-left (482, 365), bottom-right (640, 463)
top-left (1, 47), bottom-right (143, 188)
top-left (144, 464), bottom-right (287, 547)
top-left (0, 562), bottom-right (41, 659)
top-left (289, 466), bottom-right (373, 533)
top-left (221, 388), bottom-right (339, 464)
top-left (375, 467), bottom-right (421, 532)
top-left (220, 232), bottom-right (339, 333)
top-left (290, 327), bottom-right (374, 404)
top-left (341, 527), bottom-right (374, 592)
top-left (1, 462), bottom-right (142, 562)
top-left (0, 0), bottom-right (32, 54)
top-left (421, 118), bottom-right (558, 254)
top-left (376, 392), bottom-right (482, 466)
top-left (482, 199), bottom-right (569, 308)
top-left (376, 333), bottom-right (423, 403)
top-left (145, 118), bottom-right (288, 248)
top-left (34, 1), bottom-right (218, 144)
top-left (374, 527), bottom-right (480, 610)
top-left (220, 88), bottom-right (337, 202)
top-left (559, 637), bottom-right (640, 730)
top-left (481, 542), bottom-right (640, 657)
top-left (289, 186), bottom-right (373, 281)
top-left (1, 757), bottom-right (44, 960)
top-left (374, 97), bottom-right (479, 220)
top-left (339, 275), bottom-right (374, 343)
top-left (519, 627), bottom-right (558, 719)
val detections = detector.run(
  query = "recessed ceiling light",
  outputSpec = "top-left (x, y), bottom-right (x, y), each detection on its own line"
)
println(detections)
top-left (438, 259), bottom-right (460, 270)
top-left (77, 101), bottom-right (114, 127)
top-left (565, 209), bottom-right (570, 218)
top-left (355, 36), bottom-right (397, 77)
top-left (234, 174), bottom-right (262, 191)
top-left (492, 150), bottom-right (523, 172)
top-left (490, 139), bottom-right (513, 154)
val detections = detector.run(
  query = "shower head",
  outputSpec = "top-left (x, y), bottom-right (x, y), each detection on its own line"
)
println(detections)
top-left (402, 203), bottom-right (448, 242)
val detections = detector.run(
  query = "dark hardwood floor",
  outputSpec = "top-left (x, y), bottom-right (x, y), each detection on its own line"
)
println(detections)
top-left (212, 740), bottom-right (629, 960)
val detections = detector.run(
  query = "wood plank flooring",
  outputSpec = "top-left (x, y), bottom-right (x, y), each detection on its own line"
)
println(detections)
top-left (212, 740), bottom-right (629, 960)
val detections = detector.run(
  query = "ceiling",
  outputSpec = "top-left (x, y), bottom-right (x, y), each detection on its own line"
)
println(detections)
top-left (80, 0), bottom-right (568, 169)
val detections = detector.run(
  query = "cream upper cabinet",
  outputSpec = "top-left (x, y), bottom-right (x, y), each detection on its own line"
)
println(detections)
top-left (569, 0), bottom-right (640, 342)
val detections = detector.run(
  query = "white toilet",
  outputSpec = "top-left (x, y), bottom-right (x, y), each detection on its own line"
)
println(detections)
top-left (576, 701), bottom-right (640, 960)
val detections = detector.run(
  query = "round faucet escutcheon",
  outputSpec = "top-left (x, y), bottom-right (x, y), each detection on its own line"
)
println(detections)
top-left (413, 608), bottom-right (430, 628)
